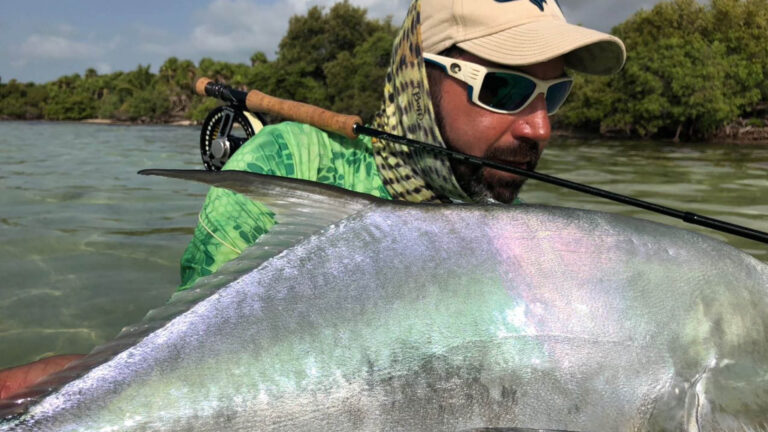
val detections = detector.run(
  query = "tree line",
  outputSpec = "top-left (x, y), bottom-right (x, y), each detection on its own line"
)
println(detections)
top-left (1, 0), bottom-right (766, 141)
top-left (0, 2), bottom-right (395, 126)
top-left (557, 0), bottom-right (768, 141)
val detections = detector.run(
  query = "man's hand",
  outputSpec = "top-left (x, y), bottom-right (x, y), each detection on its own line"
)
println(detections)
top-left (0, 354), bottom-right (85, 400)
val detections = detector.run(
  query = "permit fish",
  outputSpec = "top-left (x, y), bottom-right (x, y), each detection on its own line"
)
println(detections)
top-left (1, 169), bottom-right (767, 431)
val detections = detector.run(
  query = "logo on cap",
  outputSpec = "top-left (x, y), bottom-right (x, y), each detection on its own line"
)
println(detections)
top-left (494, 0), bottom-right (561, 12)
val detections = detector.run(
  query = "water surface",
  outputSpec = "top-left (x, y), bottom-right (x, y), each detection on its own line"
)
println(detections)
top-left (0, 122), bottom-right (766, 369)
top-left (1, 121), bottom-right (205, 368)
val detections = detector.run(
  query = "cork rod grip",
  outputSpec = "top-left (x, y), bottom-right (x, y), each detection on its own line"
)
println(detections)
top-left (245, 90), bottom-right (361, 139)
top-left (195, 78), bottom-right (212, 97)
top-left (194, 77), bottom-right (361, 139)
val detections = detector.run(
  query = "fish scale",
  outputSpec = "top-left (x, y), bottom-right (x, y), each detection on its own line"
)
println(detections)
top-left (2, 170), bottom-right (767, 431)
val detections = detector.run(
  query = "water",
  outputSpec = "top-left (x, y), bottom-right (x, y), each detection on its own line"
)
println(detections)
top-left (0, 121), bottom-right (206, 369)
top-left (0, 121), bottom-right (766, 369)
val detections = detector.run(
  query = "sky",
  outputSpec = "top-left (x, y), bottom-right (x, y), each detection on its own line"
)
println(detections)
top-left (0, 0), bottom-right (665, 84)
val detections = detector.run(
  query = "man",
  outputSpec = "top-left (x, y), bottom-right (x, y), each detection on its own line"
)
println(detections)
top-left (1, 0), bottom-right (624, 402)
top-left (176, 0), bottom-right (624, 291)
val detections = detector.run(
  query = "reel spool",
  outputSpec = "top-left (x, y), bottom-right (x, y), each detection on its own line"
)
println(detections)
top-left (199, 105), bottom-right (266, 171)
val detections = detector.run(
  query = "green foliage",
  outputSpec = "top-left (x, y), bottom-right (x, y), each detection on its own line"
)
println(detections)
top-left (97, 92), bottom-right (122, 119)
top-left (0, 80), bottom-right (49, 119)
top-left (559, 0), bottom-right (768, 140)
top-left (122, 87), bottom-right (171, 122)
top-left (262, 1), bottom-right (396, 120)
top-left (325, 30), bottom-right (394, 122)
top-left (187, 98), bottom-right (222, 123)
top-left (43, 74), bottom-right (97, 120)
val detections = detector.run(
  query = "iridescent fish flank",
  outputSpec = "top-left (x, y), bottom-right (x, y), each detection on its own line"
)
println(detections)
top-left (491, 220), bottom-right (641, 339)
top-left (1, 170), bottom-right (767, 432)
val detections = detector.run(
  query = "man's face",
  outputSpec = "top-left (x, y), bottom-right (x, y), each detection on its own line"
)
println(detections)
top-left (428, 50), bottom-right (565, 203)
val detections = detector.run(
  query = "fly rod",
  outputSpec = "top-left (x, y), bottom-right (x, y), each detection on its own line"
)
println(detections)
top-left (194, 77), bottom-right (768, 245)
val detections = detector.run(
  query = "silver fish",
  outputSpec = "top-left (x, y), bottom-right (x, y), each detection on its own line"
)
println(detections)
top-left (1, 169), bottom-right (767, 431)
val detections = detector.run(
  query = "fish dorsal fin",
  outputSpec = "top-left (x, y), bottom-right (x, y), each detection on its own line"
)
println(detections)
top-left (0, 170), bottom-right (386, 420)
top-left (139, 169), bottom-right (388, 315)
top-left (140, 169), bottom-right (386, 223)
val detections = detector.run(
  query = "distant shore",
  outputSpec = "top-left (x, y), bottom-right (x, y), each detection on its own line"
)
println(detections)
top-left (3, 117), bottom-right (768, 144)
top-left (80, 118), bottom-right (197, 127)
top-left (0, 117), bottom-right (198, 127)
top-left (551, 128), bottom-right (768, 145)
top-left (549, 126), bottom-right (768, 145)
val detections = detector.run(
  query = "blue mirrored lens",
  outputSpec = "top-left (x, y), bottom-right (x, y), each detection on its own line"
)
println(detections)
top-left (545, 80), bottom-right (573, 114)
top-left (479, 73), bottom-right (536, 112)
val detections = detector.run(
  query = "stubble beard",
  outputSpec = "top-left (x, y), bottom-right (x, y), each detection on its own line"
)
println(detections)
top-left (432, 99), bottom-right (541, 204)
top-left (448, 139), bottom-right (540, 204)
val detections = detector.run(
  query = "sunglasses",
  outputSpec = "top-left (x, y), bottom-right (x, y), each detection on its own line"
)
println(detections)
top-left (423, 52), bottom-right (573, 115)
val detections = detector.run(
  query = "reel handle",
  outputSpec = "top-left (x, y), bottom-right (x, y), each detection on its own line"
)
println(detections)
top-left (195, 77), bottom-right (362, 140)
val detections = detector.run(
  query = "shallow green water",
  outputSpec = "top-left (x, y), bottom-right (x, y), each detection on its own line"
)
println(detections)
top-left (0, 121), bottom-right (766, 369)
top-left (0, 121), bottom-right (206, 369)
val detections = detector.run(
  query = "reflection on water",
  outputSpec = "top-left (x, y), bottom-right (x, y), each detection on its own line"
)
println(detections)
top-left (0, 122), bottom-right (766, 369)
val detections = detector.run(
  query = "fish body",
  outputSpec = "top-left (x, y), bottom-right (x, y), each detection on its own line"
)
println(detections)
top-left (2, 170), bottom-right (767, 431)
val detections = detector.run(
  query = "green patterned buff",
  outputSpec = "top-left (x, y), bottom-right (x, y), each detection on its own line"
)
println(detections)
top-left (178, 122), bottom-right (391, 290)
top-left (371, 0), bottom-right (471, 204)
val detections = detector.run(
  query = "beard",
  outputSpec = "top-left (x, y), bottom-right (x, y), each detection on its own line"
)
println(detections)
top-left (449, 139), bottom-right (541, 204)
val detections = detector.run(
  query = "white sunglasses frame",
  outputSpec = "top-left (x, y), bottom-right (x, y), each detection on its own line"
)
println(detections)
top-left (423, 52), bottom-right (573, 115)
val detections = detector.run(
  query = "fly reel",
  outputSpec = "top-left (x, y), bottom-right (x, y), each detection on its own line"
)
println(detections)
top-left (199, 105), bottom-right (266, 171)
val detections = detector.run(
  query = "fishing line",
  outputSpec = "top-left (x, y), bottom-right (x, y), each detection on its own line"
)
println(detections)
top-left (198, 212), bottom-right (243, 255)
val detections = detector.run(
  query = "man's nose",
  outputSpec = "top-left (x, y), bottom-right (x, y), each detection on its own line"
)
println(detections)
top-left (512, 93), bottom-right (552, 143)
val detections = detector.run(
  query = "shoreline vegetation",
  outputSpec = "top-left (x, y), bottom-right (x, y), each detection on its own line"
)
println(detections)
top-left (80, 118), bottom-right (196, 127)
top-left (2, 0), bottom-right (767, 144)
top-left (4, 120), bottom-right (765, 146)
top-left (5, 118), bottom-right (767, 146)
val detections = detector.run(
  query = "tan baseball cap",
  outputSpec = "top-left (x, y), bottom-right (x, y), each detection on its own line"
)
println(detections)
top-left (421, 0), bottom-right (626, 75)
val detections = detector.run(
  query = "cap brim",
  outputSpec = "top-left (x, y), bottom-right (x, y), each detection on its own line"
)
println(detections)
top-left (456, 20), bottom-right (626, 75)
